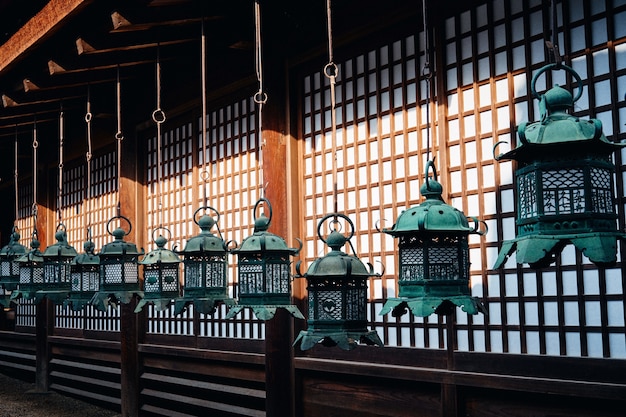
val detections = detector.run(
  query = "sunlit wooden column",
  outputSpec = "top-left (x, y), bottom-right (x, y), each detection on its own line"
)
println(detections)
top-left (34, 168), bottom-right (51, 394)
top-left (261, 4), bottom-right (295, 416)
top-left (118, 128), bottom-right (145, 417)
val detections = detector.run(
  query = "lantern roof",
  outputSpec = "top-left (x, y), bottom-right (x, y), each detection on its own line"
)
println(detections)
top-left (304, 230), bottom-right (374, 278)
top-left (181, 214), bottom-right (227, 254)
top-left (42, 227), bottom-right (78, 259)
top-left (71, 240), bottom-right (100, 266)
top-left (15, 237), bottom-right (43, 264)
top-left (0, 228), bottom-right (26, 257)
top-left (232, 211), bottom-right (299, 254)
top-left (100, 226), bottom-right (142, 257)
top-left (496, 64), bottom-right (625, 163)
top-left (140, 235), bottom-right (181, 265)
top-left (383, 177), bottom-right (476, 237)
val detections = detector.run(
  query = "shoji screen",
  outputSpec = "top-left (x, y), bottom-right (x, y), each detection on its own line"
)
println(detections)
top-left (300, 0), bottom-right (626, 358)
top-left (144, 98), bottom-right (264, 339)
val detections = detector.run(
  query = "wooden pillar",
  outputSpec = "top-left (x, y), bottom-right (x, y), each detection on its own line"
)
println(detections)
top-left (34, 298), bottom-right (53, 393)
top-left (261, 3), bottom-right (295, 416)
top-left (118, 120), bottom-right (144, 417)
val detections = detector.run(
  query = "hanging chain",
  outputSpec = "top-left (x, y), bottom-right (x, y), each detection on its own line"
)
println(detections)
top-left (325, 0), bottom-right (339, 216)
top-left (253, 0), bottom-right (267, 198)
top-left (32, 121), bottom-right (39, 237)
top-left (58, 106), bottom-right (64, 223)
top-left (115, 65), bottom-right (124, 217)
top-left (152, 46), bottom-right (167, 230)
top-left (545, 0), bottom-right (562, 66)
top-left (422, 0), bottom-right (434, 164)
top-left (85, 85), bottom-right (93, 241)
top-left (200, 19), bottom-right (210, 206)
top-left (14, 127), bottom-right (19, 225)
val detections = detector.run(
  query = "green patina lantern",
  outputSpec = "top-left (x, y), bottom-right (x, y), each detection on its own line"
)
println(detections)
top-left (494, 63), bottom-right (626, 269)
top-left (12, 229), bottom-right (44, 302)
top-left (380, 161), bottom-right (487, 318)
top-left (174, 207), bottom-right (235, 315)
top-left (227, 198), bottom-right (303, 321)
top-left (37, 224), bottom-right (78, 304)
top-left (294, 213), bottom-right (383, 351)
top-left (91, 215), bottom-right (144, 310)
top-left (65, 239), bottom-right (100, 311)
top-left (0, 227), bottom-right (27, 294)
top-left (136, 227), bottom-right (181, 313)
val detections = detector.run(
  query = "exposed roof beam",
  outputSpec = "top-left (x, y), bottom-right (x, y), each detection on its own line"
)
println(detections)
top-left (0, 0), bottom-right (92, 75)
top-left (76, 37), bottom-right (192, 56)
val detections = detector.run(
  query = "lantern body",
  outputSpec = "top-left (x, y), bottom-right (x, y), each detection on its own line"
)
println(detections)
top-left (494, 64), bottom-right (626, 269)
top-left (227, 199), bottom-right (302, 321)
top-left (294, 214), bottom-right (383, 351)
top-left (91, 221), bottom-right (144, 309)
top-left (381, 164), bottom-right (486, 318)
top-left (66, 242), bottom-right (100, 311)
top-left (136, 234), bottom-right (181, 312)
top-left (0, 228), bottom-right (26, 292)
top-left (175, 212), bottom-right (234, 315)
top-left (13, 238), bottom-right (44, 301)
top-left (40, 227), bottom-right (77, 303)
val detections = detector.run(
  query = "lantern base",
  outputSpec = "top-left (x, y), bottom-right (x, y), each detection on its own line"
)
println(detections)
top-left (494, 232), bottom-right (626, 269)
top-left (293, 329), bottom-right (383, 351)
top-left (173, 297), bottom-right (236, 315)
top-left (10, 288), bottom-right (36, 302)
top-left (90, 290), bottom-right (143, 311)
top-left (380, 296), bottom-right (485, 317)
top-left (0, 280), bottom-right (19, 292)
top-left (226, 304), bottom-right (304, 321)
top-left (134, 297), bottom-right (173, 313)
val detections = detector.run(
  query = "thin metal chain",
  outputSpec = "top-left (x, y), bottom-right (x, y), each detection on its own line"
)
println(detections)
top-left (85, 85), bottom-right (93, 240)
top-left (32, 121), bottom-right (39, 229)
top-left (58, 106), bottom-right (64, 223)
top-left (200, 19), bottom-right (209, 206)
top-left (254, 0), bottom-right (267, 197)
top-left (422, 0), bottom-right (433, 163)
top-left (115, 65), bottom-right (124, 217)
top-left (14, 127), bottom-right (19, 225)
top-left (325, 0), bottom-right (339, 216)
top-left (152, 47), bottom-right (166, 229)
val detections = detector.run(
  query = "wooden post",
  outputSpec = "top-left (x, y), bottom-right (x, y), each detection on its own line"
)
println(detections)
top-left (261, 3), bottom-right (295, 416)
top-left (34, 298), bottom-right (53, 393)
top-left (118, 117), bottom-right (144, 417)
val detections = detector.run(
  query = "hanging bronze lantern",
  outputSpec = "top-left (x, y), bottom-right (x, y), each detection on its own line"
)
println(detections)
top-left (493, 63), bottom-right (626, 269)
top-left (37, 224), bottom-right (77, 304)
top-left (227, 198), bottom-right (303, 321)
top-left (136, 227), bottom-right (181, 312)
top-left (91, 215), bottom-right (144, 311)
top-left (174, 207), bottom-right (235, 315)
top-left (380, 161), bottom-right (487, 318)
top-left (65, 239), bottom-right (100, 311)
top-left (12, 229), bottom-right (44, 302)
top-left (0, 227), bottom-right (27, 294)
top-left (294, 213), bottom-right (383, 351)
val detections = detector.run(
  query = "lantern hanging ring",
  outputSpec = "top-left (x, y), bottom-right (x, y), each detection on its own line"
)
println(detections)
top-left (424, 159), bottom-right (438, 191)
top-left (253, 197), bottom-right (272, 223)
top-left (530, 63), bottom-right (583, 102)
top-left (106, 214), bottom-right (132, 236)
top-left (193, 205), bottom-right (220, 225)
top-left (151, 226), bottom-right (172, 243)
top-left (317, 212), bottom-right (354, 244)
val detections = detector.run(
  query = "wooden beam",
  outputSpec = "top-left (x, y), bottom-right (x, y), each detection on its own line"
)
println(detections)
top-left (0, 0), bottom-right (92, 75)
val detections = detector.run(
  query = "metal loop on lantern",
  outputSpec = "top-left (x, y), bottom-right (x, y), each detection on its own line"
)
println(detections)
top-left (530, 63), bottom-right (583, 102)
top-left (106, 215), bottom-right (132, 236)
top-left (193, 206), bottom-right (220, 226)
top-left (317, 213), bottom-right (354, 244)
